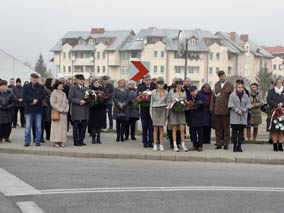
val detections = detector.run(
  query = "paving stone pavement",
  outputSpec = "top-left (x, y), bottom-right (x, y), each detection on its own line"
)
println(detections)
top-left (0, 127), bottom-right (283, 165)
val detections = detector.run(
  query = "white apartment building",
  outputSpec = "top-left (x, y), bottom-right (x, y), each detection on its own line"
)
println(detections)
top-left (50, 28), bottom-right (273, 88)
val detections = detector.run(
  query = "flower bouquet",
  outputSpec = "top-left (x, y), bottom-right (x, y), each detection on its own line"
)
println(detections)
top-left (270, 107), bottom-right (284, 132)
top-left (136, 90), bottom-right (152, 107)
top-left (168, 98), bottom-right (195, 112)
top-left (85, 90), bottom-right (107, 106)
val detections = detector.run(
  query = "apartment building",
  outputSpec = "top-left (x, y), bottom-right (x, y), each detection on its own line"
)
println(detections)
top-left (50, 28), bottom-right (135, 82)
top-left (50, 28), bottom-right (273, 88)
top-left (264, 46), bottom-right (284, 77)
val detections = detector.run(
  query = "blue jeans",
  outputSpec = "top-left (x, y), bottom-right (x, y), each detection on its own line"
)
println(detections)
top-left (141, 118), bottom-right (154, 145)
top-left (106, 104), bottom-right (113, 129)
top-left (25, 113), bottom-right (42, 144)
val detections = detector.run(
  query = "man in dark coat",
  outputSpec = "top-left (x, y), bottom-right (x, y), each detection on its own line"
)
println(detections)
top-left (188, 86), bottom-right (208, 152)
top-left (22, 73), bottom-right (45, 146)
top-left (12, 78), bottom-right (25, 128)
top-left (210, 70), bottom-right (234, 150)
top-left (137, 74), bottom-right (156, 148)
top-left (102, 76), bottom-right (114, 130)
top-left (68, 74), bottom-right (89, 146)
top-left (0, 80), bottom-right (17, 142)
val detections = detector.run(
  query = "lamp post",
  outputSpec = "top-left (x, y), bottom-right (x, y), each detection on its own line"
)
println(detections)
top-left (71, 55), bottom-right (75, 79)
top-left (177, 30), bottom-right (188, 79)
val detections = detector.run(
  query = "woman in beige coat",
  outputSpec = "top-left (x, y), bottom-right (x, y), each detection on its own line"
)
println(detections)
top-left (50, 80), bottom-right (69, 147)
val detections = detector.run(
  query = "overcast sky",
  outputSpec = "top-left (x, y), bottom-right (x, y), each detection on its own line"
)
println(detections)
top-left (0, 0), bottom-right (283, 71)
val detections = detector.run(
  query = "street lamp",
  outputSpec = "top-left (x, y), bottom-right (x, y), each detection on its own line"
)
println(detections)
top-left (71, 55), bottom-right (75, 79)
top-left (177, 30), bottom-right (187, 79)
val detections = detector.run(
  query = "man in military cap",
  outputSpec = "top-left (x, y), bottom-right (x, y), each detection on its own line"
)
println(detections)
top-left (68, 74), bottom-right (89, 146)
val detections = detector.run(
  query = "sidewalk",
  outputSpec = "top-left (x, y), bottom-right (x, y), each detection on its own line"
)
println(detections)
top-left (0, 128), bottom-right (284, 165)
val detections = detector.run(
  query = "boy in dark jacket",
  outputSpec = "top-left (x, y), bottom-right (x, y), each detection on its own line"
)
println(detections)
top-left (188, 86), bottom-right (208, 152)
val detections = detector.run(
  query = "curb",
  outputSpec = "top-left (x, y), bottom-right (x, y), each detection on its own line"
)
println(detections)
top-left (0, 148), bottom-right (283, 165)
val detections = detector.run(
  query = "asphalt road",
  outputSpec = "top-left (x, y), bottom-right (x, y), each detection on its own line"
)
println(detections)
top-left (1, 153), bottom-right (284, 213)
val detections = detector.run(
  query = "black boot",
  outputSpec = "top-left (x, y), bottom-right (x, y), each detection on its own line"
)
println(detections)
top-left (273, 143), bottom-right (278, 151)
top-left (121, 136), bottom-right (125, 142)
top-left (92, 136), bottom-right (97, 144)
top-left (97, 131), bottom-right (102, 144)
top-left (237, 141), bottom-right (243, 152)
top-left (278, 143), bottom-right (283, 152)
top-left (233, 140), bottom-right (238, 152)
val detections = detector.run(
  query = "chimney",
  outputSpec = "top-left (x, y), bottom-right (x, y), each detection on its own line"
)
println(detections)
top-left (91, 28), bottom-right (105, 34)
top-left (230, 32), bottom-right (236, 42)
top-left (240, 34), bottom-right (249, 43)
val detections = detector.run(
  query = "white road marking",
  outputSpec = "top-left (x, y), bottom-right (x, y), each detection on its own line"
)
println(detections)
top-left (16, 201), bottom-right (44, 213)
top-left (0, 168), bottom-right (41, 196)
top-left (40, 186), bottom-right (284, 195)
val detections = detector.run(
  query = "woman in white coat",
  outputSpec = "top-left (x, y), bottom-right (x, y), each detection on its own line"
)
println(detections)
top-left (50, 80), bottom-right (69, 147)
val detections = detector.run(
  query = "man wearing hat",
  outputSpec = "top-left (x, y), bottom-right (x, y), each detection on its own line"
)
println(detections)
top-left (102, 76), bottom-right (114, 130)
top-left (22, 73), bottom-right (45, 146)
top-left (69, 74), bottom-right (89, 146)
top-left (12, 78), bottom-right (25, 128)
top-left (137, 74), bottom-right (156, 148)
top-left (210, 70), bottom-right (234, 150)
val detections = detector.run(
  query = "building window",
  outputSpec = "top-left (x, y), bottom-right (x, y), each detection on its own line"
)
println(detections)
top-left (154, 51), bottom-right (158, 58)
top-left (154, 66), bottom-right (158, 73)
top-left (79, 39), bottom-right (85, 45)
top-left (97, 66), bottom-right (100, 74)
top-left (279, 64), bottom-right (282, 70)
top-left (216, 67), bottom-right (220, 74)
top-left (103, 52), bottom-right (106, 59)
top-left (189, 38), bottom-right (197, 46)
top-left (131, 51), bottom-right (141, 58)
top-left (274, 64), bottom-right (277, 70)
top-left (68, 66), bottom-right (71, 73)
top-left (188, 66), bottom-right (200, 74)
top-left (63, 66), bottom-right (66, 72)
top-left (80, 53), bottom-right (84, 58)
top-left (121, 66), bottom-right (129, 74)
top-left (122, 52), bottom-right (129, 60)
top-left (103, 66), bottom-right (106, 73)
top-left (210, 53), bottom-right (213, 60)
top-left (209, 67), bottom-right (213, 75)
top-left (63, 52), bottom-right (66, 59)
top-left (68, 51), bottom-right (72, 58)
top-left (88, 39), bottom-right (94, 45)
top-left (161, 51), bottom-right (164, 58)
top-left (175, 66), bottom-right (182, 74)
top-left (97, 52), bottom-right (100, 59)
top-left (216, 53), bottom-right (220, 60)
top-left (160, 66), bottom-right (164, 73)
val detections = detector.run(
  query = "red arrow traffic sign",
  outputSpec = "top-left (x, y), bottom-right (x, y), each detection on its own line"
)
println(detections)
top-left (129, 61), bottom-right (150, 81)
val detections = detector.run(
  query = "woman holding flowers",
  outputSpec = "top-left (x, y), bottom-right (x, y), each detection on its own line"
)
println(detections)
top-left (167, 78), bottom-right (189, 152)
top-left (228, 80), bottom-right (251, 152)
top-left (267, 78), bottom-right (284, 151)
top-left (150, 77), bottom-right (168, 152)
top-left (88, 79), bottom-right (107, 144)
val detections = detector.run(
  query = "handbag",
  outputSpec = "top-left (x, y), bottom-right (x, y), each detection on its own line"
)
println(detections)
top-left (51, 109), bottom-right (60, 121)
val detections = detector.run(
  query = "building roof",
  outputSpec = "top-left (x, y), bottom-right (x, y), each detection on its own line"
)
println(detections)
top-left (120, 28), bottom-right (217, 52)
top-left (50, 30), bottom-right (134, 52)
top-left (264, 46), bottom-right (284, 54)
top-left (217, 32), bottom-right (273, 58)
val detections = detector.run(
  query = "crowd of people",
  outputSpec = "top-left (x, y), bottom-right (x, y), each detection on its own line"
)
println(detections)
top-left (1, 70), bottom-right (284, 152)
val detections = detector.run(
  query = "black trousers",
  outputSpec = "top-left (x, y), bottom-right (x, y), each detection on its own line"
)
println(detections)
top-left (13, 107), bottom-right (25, 126)
top-left (190, 127), bottom-right (204, 148)
top-left (116, 119), bottom-right (126, 139)
top-left (45, 122), bottom-right (51, 140)
top-left (73, 120), bottom-right (87, 144)
top-left (203, 126), bottom-right (211, 144)
top-left (125, 118), bottom-right (137, 139)
top-left (231, 125), bottom-right (245, 147)
top-left (0, 123), bottom-right (12, 139)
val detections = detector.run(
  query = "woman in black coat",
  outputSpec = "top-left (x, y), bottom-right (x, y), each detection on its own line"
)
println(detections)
top-left (88, 79), bottom-right (107, 144)
top-left (267, 78), bottom-right (284, 151)
top-left (0, 80), bottom-right (16, 142)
